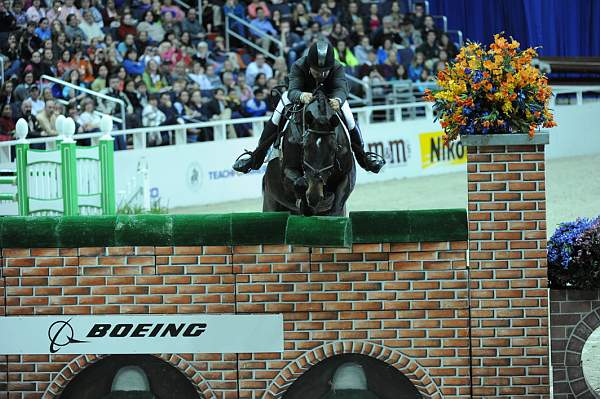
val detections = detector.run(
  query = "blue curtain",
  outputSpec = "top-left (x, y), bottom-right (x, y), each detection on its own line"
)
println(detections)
top-left (428, 0), bottom-right (600, 56)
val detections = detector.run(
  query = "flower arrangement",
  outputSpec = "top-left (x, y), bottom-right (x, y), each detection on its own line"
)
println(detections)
top-left (548, 217), bottom-right (600, 289)
top-left (425, 33), bottom-right (557, 142)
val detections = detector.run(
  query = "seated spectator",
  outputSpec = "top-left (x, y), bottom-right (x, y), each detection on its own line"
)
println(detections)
top-left (14, 72), bottom-right (36, 102)
top-left (372, 16), bottom-right (398, 49)
top-left (334, 39), bottom-right (359, 68)
top-left (26, 0), bottom-right (46, 24)
top-left (398, 18), bottom-right (422, 48)
top-left (143, 60), bottom-right (169, 93)
top-left (389, 2), bottom-right (404, 26)
top-left (159, 91), bottom-right (179, 126)
top-left (366, 4), bottom-right (381, 33)
top-left (57, 49), bottom-right (76, 77)
top-left (35, 17), bottom-right (52, 40)
top-left (303, 21), bottom-right (322, 45)
top-left (245, 88), bottom-right (267, 117)
top-left (18, 100), bottom-right (44, 148)
top-left (205, 65), bottom-right (223, 89)
top-left (27, 85), bottom-right (44, 116)
top-left (0, 104), bottom-right (15, 141)
top-left (245, 53), bottom-right (273, 87)
top-left (188, 62), bottom-right (211, 90)
top-left (279, 20), bottom-right (305, 66)
top-left (161, 0), bottom-right (185, 22)
top-left (408, 51), bottom-right (426, 82)
top-left (272, 57), bottom-right (288, 83)
top-left (42, 48), bottom-right (57, 76)
top-left (253, 72), bottom-right (267, 92)
top-left (65, 14), bottom-right (86, 42)
top-left (123, 49), bottom-right (145, 77)
top-left (408, 2), bottom-right (426, 30)
top-left (313, 4), bottom-right (335, 32)
top-left (26, 51), bottom-right (53, 81)
top-left (329, 22), bottom-right (350, 47)
top-left (53, 31), bottom-right (69, 56)
top-left (58, 0), bottom-right (81, 23)
top-left (180, 8), bottom-right (205, 44)
top-left (35, 99), bottom-right (58, 137)
top-left (12, 1), bottom-right (28, 28)
top-left (340, 1), bottom-right (361, 28)
top-left (73, 49), bottom-right (95, 84)
top-left (117, 12), bottom-right (138, 40)
top-left (421, 15), bottom-right (440, 38)
top-left (193, 41), bottom-right (215, 68)
top-left (438, 33), bottom-right (458, 60)
top-left (395, 64), bottom-right (408, 80)
top-left (161, 12), bottom-right (181, 37)
top-left (237, 74), bottom-right (253, 103)
top-left (132, 0), bottom-right (151, 21)
top-left (142, 94), bottom-right (166, 146)
top-left (19, 21), bottom-right (42, 61)
top-left (247, 0), bottom-right (270, 19)
top-left (79, 10), bottom-right (104, 44)
top-left (377, 39), bottom-right (398, 65)
top-left (416, 31), bottom-right (439, 60)
top-left (45, 0), bottom-right (61, 24)
top-left (354, 36), bottom-right (373, 66)
top-left (80, 0), bottom-right (103, 25)
top-left (77, 97), bottom-right (101, 133)
top-left (250, 8), bottom-right (277, 52)
top-left (0, 81), bottom-right (15, 107)
top-left (138, 11), bottom-right (165, 43)
top-left (91, 64), bottom-right (109, 92)
top-left (291, 3), bottom-right (310, 38)
top-left (62, 69), bottom-right (87, 103)
top-left (99, 75), bottom-right (133, 150)
top-left (117, 34), bottom-right (137, 57)
top-left (205, 88), bottom-right (235, 136)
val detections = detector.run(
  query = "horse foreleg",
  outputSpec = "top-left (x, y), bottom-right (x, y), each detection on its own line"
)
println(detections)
top-left (331, 175), bottom-right (351, 216)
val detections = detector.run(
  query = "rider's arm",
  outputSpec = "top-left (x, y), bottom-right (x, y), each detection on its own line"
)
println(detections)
top-left (287, 63), bottom-right (305, 104)
top-left (330, 64), bottom-right (348, 104)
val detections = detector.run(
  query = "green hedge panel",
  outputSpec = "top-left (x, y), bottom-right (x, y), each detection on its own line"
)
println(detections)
top-left (231, 212), bottom-right (289, 245)
top-left (172, 214), bottom-right (231, 246)
top-left (58, 216), bottom-right (116, 247)
top-left (285, 216), bottom-right (352, 247)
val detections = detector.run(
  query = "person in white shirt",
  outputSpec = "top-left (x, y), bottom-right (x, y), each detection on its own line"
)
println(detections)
top-left (244, 53), bottom-right (273, 86)
top-left (187, 62), bottom-right (212, 90)
top-left (77, 98), bottom-right (102, 133)
top-left (142, 95), bottom-right (166, 146)
top-left (79, 10), bottom-right (104, 44)
top-left (27, 86), bottom-right (45, 116)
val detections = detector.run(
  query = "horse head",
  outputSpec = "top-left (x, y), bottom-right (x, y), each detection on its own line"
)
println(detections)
top-left (302, 91), bottom-right (340, 209)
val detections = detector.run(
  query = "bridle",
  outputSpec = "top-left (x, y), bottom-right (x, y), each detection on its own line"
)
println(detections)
top-left (301, 91), bottom-right (337, 181)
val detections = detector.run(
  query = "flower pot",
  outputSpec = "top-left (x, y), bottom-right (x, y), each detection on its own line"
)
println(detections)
top-left (459, 132), bottom-right (549, 146)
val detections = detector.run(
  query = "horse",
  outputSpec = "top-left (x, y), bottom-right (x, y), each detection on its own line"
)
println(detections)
top-left (262, 90), bottom-right (356, 216)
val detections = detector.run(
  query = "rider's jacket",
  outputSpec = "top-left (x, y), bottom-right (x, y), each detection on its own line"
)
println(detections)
top-left (287, 56), bottom-right (349, 105)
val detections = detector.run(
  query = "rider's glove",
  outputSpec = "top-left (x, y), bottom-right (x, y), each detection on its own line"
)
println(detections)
top-left (329, 98), bottom-right (341, 111)
top-left (300, 92), bottom-right (313, 104)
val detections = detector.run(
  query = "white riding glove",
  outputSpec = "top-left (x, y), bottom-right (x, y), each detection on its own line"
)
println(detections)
top-left (329, 98), bottom-right (341, 111)
top-left (300, 92), bottom-right (313, 104)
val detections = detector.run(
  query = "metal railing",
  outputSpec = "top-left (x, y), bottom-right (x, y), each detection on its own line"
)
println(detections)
top-left (41, 75), bottom-right (126, 128)
top-left (225, 13), bottom-right (284, 61)
top-left (432, 15), bottom-right (448, 33)
top-left (447, 30), bottom-right (464, 48)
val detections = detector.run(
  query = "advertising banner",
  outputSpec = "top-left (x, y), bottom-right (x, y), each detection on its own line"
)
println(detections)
top-left (0, 314), bottom-right (284, 355)
top-left (418, 131), bottom-right (467, 176)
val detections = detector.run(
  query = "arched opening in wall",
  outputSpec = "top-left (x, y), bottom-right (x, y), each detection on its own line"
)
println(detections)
top-left (58, 355), bottom-right (202, 399)
top-left (283, 354), bottom-right (422, 399)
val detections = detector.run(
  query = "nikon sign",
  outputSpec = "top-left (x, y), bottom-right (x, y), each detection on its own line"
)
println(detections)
top-left (419, 131), bottom-right (466, 170)
top-left (0, 314), bottom-right (283, 354)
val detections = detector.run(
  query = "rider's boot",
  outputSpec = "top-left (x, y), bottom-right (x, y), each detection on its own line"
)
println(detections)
top-left (233, 120), bottom-right (279, 173)
top-left (348, 124), bottom-right (385, 173)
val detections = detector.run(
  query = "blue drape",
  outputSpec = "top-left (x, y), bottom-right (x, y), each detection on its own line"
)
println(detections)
top-left (428, 0), bottom-right (600, 56)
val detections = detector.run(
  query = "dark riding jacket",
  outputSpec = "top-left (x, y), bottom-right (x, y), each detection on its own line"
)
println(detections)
top-left (287, 56), bottom-right (349, 105)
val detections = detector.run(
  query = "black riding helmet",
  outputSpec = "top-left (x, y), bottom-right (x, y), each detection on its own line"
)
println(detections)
top-left (307, 40), bottom-right (334, 82)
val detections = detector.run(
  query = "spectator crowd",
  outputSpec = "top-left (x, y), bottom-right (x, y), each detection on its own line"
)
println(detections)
top-left (0, 0), bottom-right (458, 149)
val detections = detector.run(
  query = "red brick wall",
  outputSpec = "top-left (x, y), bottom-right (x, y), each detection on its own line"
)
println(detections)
top-left (1, 241), bottom-right (469, 399)
top-left (467, 144), bottom-right (549, 398)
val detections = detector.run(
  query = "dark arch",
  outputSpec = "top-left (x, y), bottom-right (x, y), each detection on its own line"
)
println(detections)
top-left (565, 307), bottom-right (600, 397)
top-left (42, 354), bottom-right (216, 399)
top-left (283, 353), bottom-right (423, 399)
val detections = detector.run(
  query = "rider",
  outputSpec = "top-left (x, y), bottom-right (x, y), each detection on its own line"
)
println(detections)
top-left (233, 39), bottom-right (385, 174)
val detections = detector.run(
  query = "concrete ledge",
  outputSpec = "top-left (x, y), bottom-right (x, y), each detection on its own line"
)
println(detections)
top-left (460, 133), bottom-right (549, 146)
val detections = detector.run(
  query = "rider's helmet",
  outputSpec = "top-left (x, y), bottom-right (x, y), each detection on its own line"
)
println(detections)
top-left (307, 40), bottom-right (335, 83)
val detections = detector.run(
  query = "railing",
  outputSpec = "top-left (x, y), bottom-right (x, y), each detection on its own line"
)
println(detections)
top-left (432, 15), bottom-right (448, 33)
top-left (41, 75), bottom-right (126, 128)
top-left (0, 57), bottom-right (4, 84)
top-left (0, 87), bottom-right (597, 160)
top-left (118, 157), bottom-right (150, 212)
top-left (225, 13), bottom-right (284, 60)
top-left (447, 30), bottom-right (464, 48)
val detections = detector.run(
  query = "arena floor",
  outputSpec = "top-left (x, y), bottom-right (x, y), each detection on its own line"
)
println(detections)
top-left (173, 154), bottom-right (600, 238)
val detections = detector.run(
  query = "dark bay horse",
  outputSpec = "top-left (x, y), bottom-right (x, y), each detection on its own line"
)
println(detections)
top-left (262, 91), bottom-right (356, 216)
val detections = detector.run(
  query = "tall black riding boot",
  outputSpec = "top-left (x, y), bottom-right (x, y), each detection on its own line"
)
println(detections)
top-left (349, 124), bottom-right (385, 173)
top-left (233, 120), bottom-right (279, 173)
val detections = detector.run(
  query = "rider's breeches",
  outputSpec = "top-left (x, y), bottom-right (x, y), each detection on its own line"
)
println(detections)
top-left (270, 91), bottom-right (357, 130)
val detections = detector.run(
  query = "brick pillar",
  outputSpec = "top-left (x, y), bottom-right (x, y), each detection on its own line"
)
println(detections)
top-left (463, 134), bottom-right (550, 398)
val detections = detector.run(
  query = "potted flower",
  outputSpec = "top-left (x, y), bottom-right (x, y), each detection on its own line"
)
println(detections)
top-left (425, 33), bottom-right (557, 144)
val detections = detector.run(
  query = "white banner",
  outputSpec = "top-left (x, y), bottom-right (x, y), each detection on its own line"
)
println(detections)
top-left (0, 314), bottom-right (283, 354)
